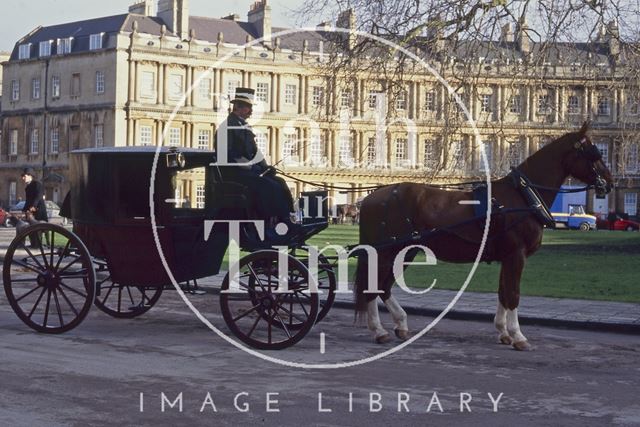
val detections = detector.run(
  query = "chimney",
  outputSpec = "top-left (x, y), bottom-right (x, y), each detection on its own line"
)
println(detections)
top-left (157, 0), bottom-right (189, 40)
top-left (426, 14), bottom-right (445, 52)
top-left (607, 19), bottom-right (620, 57)
top-left (248, 0), bottom-right (272, 46)
top-left (336, 8), bottom-right (356, 50)
top-left (516, 19), bottom-right (530, 54)
top-left (500, 23), bottom-right (514, 43)
top-left (128, 0), bottom-right (154, 16)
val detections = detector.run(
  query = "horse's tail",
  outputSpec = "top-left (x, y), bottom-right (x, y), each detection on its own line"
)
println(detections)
top-left (353, 253), bottom-right (369, 325)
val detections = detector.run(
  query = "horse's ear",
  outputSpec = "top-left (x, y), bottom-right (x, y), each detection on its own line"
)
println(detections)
top-left (578, 121), bottom-right (590, 136)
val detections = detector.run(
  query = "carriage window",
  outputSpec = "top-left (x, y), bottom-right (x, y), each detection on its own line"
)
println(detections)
top-left (171, 167), bottom-right (206, 215)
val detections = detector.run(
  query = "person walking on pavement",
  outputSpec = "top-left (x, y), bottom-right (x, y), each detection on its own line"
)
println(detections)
top-left (20, 167), bottom-right (48, 246)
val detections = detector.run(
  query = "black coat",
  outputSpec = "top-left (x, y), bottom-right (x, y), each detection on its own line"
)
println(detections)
top-left (23, 180), bottom-right (48, 221)
top-left (221, 112), bottom-right (269, 173)
top-left (215, 112), bottom-right (293, 218)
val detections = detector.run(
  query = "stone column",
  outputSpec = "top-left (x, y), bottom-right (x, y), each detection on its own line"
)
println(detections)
top-left (612, 88), bottom-right (619, 123)
top-left (558, 86), bottom-right (565, 123)
top-left (528, 86), bottom-right (535, 122)
top-left (359, 79), bottom-right (366, 117)
top-left (212, 68), bottom-right (218, 110)
top-left (162, 64), bottom-right (168, 105)
top-left (156, 63), bottom-right (164, 105)
top-left (298, 74), bottom-right (304, 115)
top-left (128, 60), bottom-right (136, 103)
top-left (270, 73), bottom-right (276, 113)
top-left (276, 74), bottom-right (282, 112)
top-left (302, 127), bottom-right (309, 165)
top-left (268, 126), bottom-right (276, 162)
top-left (357, 130), bottom-right (364, 167)
top-left (415, 133), bottom-right (423, 169)
top-left (438, 86), bottom-right (446, 121)
top-left (495, 84), bottom-right (502, 123)
top-left (331, 77), bottom-right (338, 116)
top-left (185, 66), bottom-right (192, 107)
top-left (552, 87), bottom-right (558, 123)
top-left (328, 130), bottom-right (336, 167)
top-left (127, 118), bottom-right (134, 146)
top-left (183, 122), bottom-right (189, 148)
top-left (583, 86), bottom-right (590, 120)
top-left (156, 120), bottom-right (165, 146)
top-left (274, 127), bottom-right (281, 164)
top-left (304, 76), bottom-right (310, 114)
top-left (415, 81), bottom-right (421, 120)
top-left (218, 69), bottom-right (225, 111)
top-left (387, 132), bottom-right (393, 168)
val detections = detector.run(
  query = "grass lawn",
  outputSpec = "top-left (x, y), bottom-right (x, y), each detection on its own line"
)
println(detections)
top-left (303, 225), bottom-right (640, 303)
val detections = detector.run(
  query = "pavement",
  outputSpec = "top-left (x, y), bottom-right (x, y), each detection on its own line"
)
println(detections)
top-left (1, 226), bottom-right (639, 334)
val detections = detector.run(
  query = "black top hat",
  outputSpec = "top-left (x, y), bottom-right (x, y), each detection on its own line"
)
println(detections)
top-left (230, 87), bottom-right (255, 105)
top-left (21, 167), bottom-right (35, 177)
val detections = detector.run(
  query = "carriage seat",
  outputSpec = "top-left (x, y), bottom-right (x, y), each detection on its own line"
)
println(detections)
top-left (210, 181), bottom-right (251, 209)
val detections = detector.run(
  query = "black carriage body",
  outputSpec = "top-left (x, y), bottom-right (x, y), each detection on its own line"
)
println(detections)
top-left (67, 147), bottom-right (228, 286)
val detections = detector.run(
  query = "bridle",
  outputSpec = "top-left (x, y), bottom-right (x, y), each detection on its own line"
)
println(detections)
top-left (572, 137), bottom-right (611, 197)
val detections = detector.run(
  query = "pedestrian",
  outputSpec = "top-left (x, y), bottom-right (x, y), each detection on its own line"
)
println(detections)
top-left (215, 87), bottom-right (298, 235)
top-left (21, 167), bottom-right (48, 246)
top-left (607, 209), bottom-right (617, 231)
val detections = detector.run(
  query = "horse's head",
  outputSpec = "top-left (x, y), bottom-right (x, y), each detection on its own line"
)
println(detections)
top-left (562, 123), bottom-right (613, 197)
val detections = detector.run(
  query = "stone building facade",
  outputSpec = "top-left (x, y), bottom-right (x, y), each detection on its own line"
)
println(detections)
top-left (0, 0), bottom-right (638, 217)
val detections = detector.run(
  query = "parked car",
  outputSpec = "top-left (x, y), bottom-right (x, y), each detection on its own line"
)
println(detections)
top-left (5, 200), bottom-right (67, 226)
top-left (596, 215), bottom-right (640, 231)
top-left (0, 207), bottom-right (8, 227)
top-left (551, 204), bottom-right (597, 231)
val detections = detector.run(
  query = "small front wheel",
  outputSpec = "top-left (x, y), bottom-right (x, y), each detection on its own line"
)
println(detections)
top-left (579, 222), bottom-right (590, 231)
top-left (220, 250), bottom-right (319, 350)
top-left (3, 223), bottom-right (96, 333)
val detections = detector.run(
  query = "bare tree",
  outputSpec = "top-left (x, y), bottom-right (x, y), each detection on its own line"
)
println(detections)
top-left (293, 0), bottom-right (640, 190)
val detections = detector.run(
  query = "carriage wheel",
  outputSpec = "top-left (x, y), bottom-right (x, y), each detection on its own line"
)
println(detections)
top-left (288, 247), bottom-right (336, 325)
top-left (3, 223), bottom-right (96, 333)
top-left (220, 250), bottom-right (319, 350)
top-left (93, 270), bottom-right (163, 319)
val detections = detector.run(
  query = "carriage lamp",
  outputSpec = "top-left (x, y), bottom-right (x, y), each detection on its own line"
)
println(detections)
top-left (166, 147), bottom-right (186, 169)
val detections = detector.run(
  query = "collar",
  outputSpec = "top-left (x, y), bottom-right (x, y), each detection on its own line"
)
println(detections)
top-left (508, 168), bottom-right (556, 228)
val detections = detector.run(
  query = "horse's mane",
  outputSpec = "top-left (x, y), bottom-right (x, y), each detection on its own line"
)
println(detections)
top-left (516, 129), bottom-right (584, 170)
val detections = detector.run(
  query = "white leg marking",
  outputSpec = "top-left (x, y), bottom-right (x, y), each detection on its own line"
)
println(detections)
top-left (384, 296), bottom-right (408, 332)
top-left (506, 308), bottom-right (527, 343)
top-left (494, 303), bottom-right (510, 343)
top-left (367, 299), bottom-right (389, 339)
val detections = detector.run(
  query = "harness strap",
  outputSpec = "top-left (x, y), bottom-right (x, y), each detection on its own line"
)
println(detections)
top-left (509, 168), bottom-right (556, 228)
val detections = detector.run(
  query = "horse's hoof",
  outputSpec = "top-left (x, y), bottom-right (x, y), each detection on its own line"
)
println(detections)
top-left (394, 329), bottom-right (412, 341)
top-left (499, 334), bottom-right (513, 345)
top-left (375, 334), bottom-right (392, 344)
top-left (512, 341), bottom-right (532, 351)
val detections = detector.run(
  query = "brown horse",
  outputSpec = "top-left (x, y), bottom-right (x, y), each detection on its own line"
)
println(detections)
top-left (337, 204), bottom-right (359, 225)
top-left (354, 123), bottom-right (613, 350)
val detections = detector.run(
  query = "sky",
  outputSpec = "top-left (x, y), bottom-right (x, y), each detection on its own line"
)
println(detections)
top-left (0, 0), bottom-right (302, 52)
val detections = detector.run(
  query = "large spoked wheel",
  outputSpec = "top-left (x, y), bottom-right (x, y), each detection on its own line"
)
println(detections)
top-left (3, 223), bottom-right (96, 333)
top-left (93, 265), bottom-right (163, 318)
top-left (289, 247), bottom-right (336, 325)
top-left (220, 250), bottom-right (319, 350)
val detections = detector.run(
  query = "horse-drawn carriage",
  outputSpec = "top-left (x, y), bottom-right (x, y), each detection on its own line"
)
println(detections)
top-left (2, 147), bottom-right (336, 350)
top-left (3, 124), bottom-right (614, 353)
